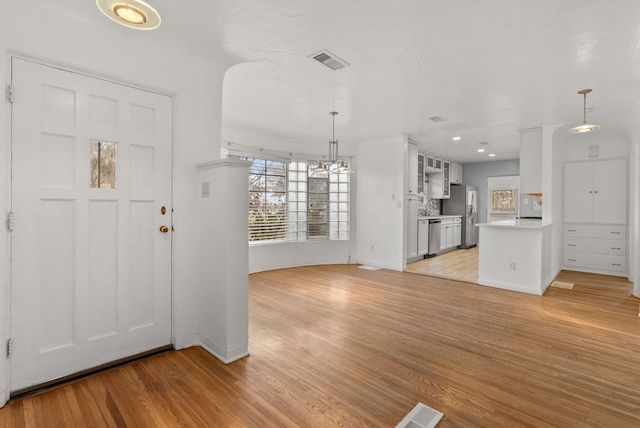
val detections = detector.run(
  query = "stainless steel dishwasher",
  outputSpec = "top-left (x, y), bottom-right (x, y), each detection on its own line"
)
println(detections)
top-left (427, 219), bottom-right (441, 257)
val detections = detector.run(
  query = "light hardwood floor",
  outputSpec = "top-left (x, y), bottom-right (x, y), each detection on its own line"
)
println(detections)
top-left (1, 266), bottom-right (639, 427)
top-left (405, 247), bottom-right (479, 283)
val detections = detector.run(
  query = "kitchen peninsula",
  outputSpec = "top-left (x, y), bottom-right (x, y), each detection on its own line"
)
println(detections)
top-left (477, 219), bottom-right (555, 295)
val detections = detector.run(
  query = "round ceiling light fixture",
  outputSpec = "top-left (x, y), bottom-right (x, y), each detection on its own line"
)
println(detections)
top-left (97, 0), bottom-right (161, 30)
top-left (452, 136), bottom-right (462, 141)
top-left (569, 89), bottom-right (600, 133)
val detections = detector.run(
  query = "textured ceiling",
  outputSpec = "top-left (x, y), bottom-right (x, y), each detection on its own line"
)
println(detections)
top-left (7, 0), bottom-right (640, 163)
top-left (217, 0), bottom-right (640, 162)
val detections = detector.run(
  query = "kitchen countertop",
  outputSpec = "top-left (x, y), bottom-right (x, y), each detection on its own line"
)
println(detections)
top-left (418, 215), bottom-right (462, 219)
top-left (476, 218), bottom-right (550, 229)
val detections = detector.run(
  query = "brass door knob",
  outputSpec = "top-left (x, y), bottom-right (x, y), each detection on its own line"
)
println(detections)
top-left (159, 225), bottom-right (169, 233)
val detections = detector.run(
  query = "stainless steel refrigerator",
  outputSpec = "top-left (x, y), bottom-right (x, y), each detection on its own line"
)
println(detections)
top-left (442, 184), bottom-right (478, 249)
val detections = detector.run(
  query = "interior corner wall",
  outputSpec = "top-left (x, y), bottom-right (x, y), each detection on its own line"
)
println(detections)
top-left (0, 45), bottom-right (9, 406)
top-left (548, 125), bottom-right (565, 277)
top-left (631, 140), bottom-right (640, 297)
top-left (0, 5), bottom-right (236, 406)
top-left (356, 135), bottom-right (405, 271)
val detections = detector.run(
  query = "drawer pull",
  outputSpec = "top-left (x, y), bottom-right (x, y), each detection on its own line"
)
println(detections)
top-left (567, 229), bottom-right (577, 232)
top-left (611, 247), bottom-right (621, 250)
top-left (611, 263), bottom-right (622, 267)
top-left (568, 244), bottom-right (577, 247)
top-left (610, 231), bottom-right (621, 235)
top-left (568, 258), bottom-right (577, 262)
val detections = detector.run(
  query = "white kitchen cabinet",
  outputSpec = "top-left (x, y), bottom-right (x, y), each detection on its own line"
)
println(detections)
top-left (408, 142), bottom-right (419, 195)
top-left (453, 218), bottom-right (462, 247)
top-left (418, 219), bottom-right (429, 256)
top-left (450, 162), bottom-right (463, 185)
top-left (426, 155), bottom-right (442, 172)
top-left (440, 217), bottom-right (461, 250)
top-left (407, 196), bottom-right (418, 259)
top-left (563, 223), bottom-right (628, 276)
top-left (442, 160), bottom-right (451, 199)
top-left (519, 127), bottom-right (542, 194)
top-left (563, 159), bottom-right (627, 224)
top-left (417, 153), bottom-right (425, 194)
top-left (429, 171), bottom-right (443, 199)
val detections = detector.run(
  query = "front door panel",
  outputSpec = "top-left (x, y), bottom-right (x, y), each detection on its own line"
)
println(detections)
top-left (10, 58), bottom-right (173, 391)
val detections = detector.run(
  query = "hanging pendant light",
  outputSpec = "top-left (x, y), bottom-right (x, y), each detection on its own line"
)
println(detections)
top-left (569, 89), bottom-right (600, 133)
top-left (314, 112), bottom-right (354, 173)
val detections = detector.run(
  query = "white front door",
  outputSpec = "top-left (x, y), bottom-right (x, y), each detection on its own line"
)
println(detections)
top-left (10, 58), bottom-right (173, 391)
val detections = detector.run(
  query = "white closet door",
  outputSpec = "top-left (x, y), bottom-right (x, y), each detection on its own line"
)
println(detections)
top-left (563, 162), bottom-right (594, 223)
top-left (593, 159), bottom-right (627, 224)
top-left (10, 58), bottom-right (173, 391)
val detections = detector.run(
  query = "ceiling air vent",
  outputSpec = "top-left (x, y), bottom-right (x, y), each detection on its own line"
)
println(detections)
top-left (311, 50), bottom-right (349, 70)
top-left (429, 116), bottom-right (448, 122)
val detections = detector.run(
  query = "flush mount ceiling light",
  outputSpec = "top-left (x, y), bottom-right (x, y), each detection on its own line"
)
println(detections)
top-left (569, 89), bottom-right (600, 133)
top-left (452, 136), bottom-right (462, 141)
top-left (314, 112), bottom-right (354, 174)
top-left (97, 0), bottom-right (161, 30)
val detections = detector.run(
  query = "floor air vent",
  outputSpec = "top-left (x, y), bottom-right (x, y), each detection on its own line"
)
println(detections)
top-left (310, 50), bottom-right (349, 70)
top-left (396, 402), bottom-right (443, 428)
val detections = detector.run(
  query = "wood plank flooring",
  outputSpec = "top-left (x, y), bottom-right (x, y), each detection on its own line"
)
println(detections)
top-left (1, 266), bottom-right (639, 427)
top-left (405, 247), bottom-right (479, 283)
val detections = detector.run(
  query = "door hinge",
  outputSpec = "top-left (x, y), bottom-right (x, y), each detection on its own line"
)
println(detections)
top-left (6, 212), bottom-right (14, 232)
top-left (7, 84), bottom-right (15, 103)
top-left (6, 338), bottom-right (12, 358)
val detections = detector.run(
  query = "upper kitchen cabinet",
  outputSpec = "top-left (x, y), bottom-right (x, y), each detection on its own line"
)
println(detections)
top-left (426, 155), bottom-right (442, 172)
top-left (417, 153), bottom-right (425, 194)
top-left (564, 158), bottom-right (627, 224)
top-left (408, 142), bottom-right (418, 195)
top-left (519, 128), bottom-right (542, 194)
top-left (450, 162), bottom-right (463, 185)
top-left (442, 160), bottom-right (451, 198)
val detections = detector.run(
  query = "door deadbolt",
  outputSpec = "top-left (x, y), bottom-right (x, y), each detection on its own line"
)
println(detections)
top-left (161, 206), bottom-right (167, 215)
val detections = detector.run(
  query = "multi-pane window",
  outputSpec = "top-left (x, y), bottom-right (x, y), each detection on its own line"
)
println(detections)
top-left (287, 161), bottom-right (308, 241)
top-left (248, 159), bottom-right (287, 242)
top-left (329, 171), bottom-right (350, 240)
top-left (308, 166), bottom-right (329, 237)
top-left (245, 157), bottom-right (349, 243)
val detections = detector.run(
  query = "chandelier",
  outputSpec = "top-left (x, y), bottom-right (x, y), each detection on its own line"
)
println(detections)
top-left (314, 112), bottom-right (354, 173)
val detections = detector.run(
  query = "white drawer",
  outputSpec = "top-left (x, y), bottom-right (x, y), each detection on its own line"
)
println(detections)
top-left (563, 224), bottom-right (627, 240)
top-left (564, 251), bottom-right (627, 273)
top-left (564, 238), bottom-right (627, 256)
top-left (453, 217), bottom-right (462, 224)
top-left (440, 218), bottom-right (454, 225)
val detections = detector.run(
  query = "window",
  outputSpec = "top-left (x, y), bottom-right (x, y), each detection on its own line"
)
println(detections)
top-left (490, 188), bottom-right (518, 215)
top-left (90, 141), bottom-right (117, 188)
top-left (248, 159), bottom-right (287, 242)
top-left (245, 157), bottom-right (349, 243)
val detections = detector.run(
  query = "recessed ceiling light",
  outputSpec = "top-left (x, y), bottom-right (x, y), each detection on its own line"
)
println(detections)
top-left (452, 136), bottom-right (462, 141)
top-left (477, 148), bottom-right (485, 153)
top-left (97, 0), bottom-right (161, 30)
top-left (488, 153), bottom-right (496, 157)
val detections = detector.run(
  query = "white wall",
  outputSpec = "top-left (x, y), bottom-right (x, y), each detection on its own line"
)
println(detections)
top-left (0, 4), bottom-right (237, 405)
top-left (356, 135), bottom-right (405, 271)
top-left (249, 241), bottom-right (352, 273)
